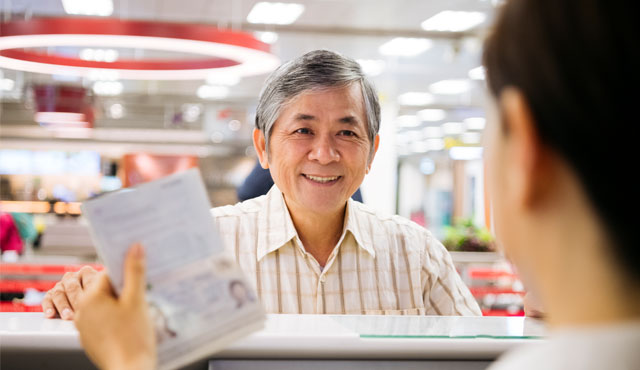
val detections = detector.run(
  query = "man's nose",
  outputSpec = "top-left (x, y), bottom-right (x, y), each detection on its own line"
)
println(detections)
top-left (308, 135), bottom-right (340, 164)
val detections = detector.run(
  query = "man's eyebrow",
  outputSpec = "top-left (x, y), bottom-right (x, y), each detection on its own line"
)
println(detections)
top-left (294, 113), bottom-right (315, 121)
top-left (339, 116), bottom-right (359, 125)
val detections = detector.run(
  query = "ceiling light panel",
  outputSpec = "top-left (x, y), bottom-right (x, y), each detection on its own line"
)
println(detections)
top-left (379, 38), bottom-right (432, 57)
top-left (395, 115), bottom-right (420, 128)
top-left (464, 117), bottom-right (486, 130)
top-left (254, 31), bottom-right (279, 44)
top-left (417, 109), bottom-right (446, 122)
top-left (357, 59), bottom-right (386, 77)
top-left (62, 0), bottom-right (113, 16)
top-left (429, 79), bottom-right (472, 95)
top-left (421, 11), bottom-right (486, 32)
top-left (197, 85), bottom-right (229, 100)
top-left (468, 66), bottom-right (485, 80)
top-left (247, 2), bottom-right (305, 25)
top-left (397, 92), bottom-right (434, 106)
top-left (92, 81), bottom-right (123, 96)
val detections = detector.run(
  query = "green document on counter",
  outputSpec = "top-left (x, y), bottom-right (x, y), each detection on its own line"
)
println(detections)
top-left (82, 168), bottom-right (265, 370)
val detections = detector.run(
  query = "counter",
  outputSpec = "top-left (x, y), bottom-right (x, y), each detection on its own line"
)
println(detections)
top-left (1, 313), bottom-right (545, 369)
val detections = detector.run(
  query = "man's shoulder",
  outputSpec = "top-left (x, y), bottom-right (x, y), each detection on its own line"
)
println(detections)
top-left (210, 195), bottom-right (266, 219)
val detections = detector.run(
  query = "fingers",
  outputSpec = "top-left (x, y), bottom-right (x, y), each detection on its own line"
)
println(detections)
top-left (61, 272), bottom-right (84, 311)
top-left (41, 266), bottom-right (99, 320)
top-left (44, 282), bottom-right (75, 320)
top-left (78, 272), bottom-right (113, 309)
top-left (121, 243), bottom-right (147, 305)
top-left (41, 292), bottom-right (58, 319)
top-left (79, 266), bottom-right (99, 289)
top-left (93, 271), bottom-right (115, 295)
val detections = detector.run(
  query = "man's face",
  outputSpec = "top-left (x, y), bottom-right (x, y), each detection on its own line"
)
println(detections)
top-left (255, 83), bottom-right (378, 216)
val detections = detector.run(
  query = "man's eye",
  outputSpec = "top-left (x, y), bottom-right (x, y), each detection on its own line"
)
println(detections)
top-left (339, 130), bottom-right (357, 137)
top-left (294, 128), bottom-right (311, 134)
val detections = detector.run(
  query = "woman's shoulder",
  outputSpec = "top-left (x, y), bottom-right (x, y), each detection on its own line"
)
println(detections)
top-left (489, 323), bottom-right (640, 370)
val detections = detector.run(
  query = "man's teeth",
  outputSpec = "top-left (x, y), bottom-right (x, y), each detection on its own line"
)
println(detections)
top-left (305, 175), bottom-right (339, 183)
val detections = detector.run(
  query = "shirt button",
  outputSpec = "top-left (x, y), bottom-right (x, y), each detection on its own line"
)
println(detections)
top-left (320, 275), bottom-right (326, 283)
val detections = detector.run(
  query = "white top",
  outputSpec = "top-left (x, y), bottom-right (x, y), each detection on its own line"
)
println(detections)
top-left (488, 321), bottom-right (640, 370)
top-left (212, 185), bottom-right (481, 315)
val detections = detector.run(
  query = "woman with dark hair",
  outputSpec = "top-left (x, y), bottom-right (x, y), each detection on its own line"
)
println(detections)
top-left (483, 0), bottom-right (640, 368)
top-left (72, 0), bottom-right (639, 368)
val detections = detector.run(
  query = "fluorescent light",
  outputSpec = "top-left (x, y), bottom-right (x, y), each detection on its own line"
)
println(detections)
top-left (461, 132), bottom-right (482, 144)
top-left (411, 141), bottom-right (430, 153)
top-left (254, 31), bottom-right (279, 44)
top-left (423, 126), bottom-right (444, 139)
top-left (417, 108), bottom-right (446, 122)
top-left (197, 85), bottom-right (229, 100)
top-left (379, 37), bottom-right (432, 57)
top-left (441, 121), bottom-right (465, 135)
top-left (206, 73), bottom-right (241, 86)
top-left (247, 2), bottom-right (305, 25)
top-left (62, 0), bottom-right (113, 16)
top-left (395, 131), bottom-right (415, 145)
top-left (468, 66), bottom-right (485, 80)
top-left (108, 103), bottom-right (124, 119)
top-left (396, 115), bottom-right (420, 128)
top-left (421, 11), bottom-right (486, 32)
top-left (1, 78), bottom-right (15, 91)
top-left (464, 117), bottom-right (486, 130)
top-left (80, 48), bottom-right (118, 62)
top-left (449, 146), bottom-right (483, 160)
top-left (356, 59), bottom-right (386, 76)
top-left (429, 79), bottom-right (472, 95)
top-left (426, 138), bottom-right (445, 151)
top-left (398, 92), bottom-right (434, 106)
top-left (411, 138), bottom-right (445, 153)
top-left (92, 81), bottom-right (123, 96)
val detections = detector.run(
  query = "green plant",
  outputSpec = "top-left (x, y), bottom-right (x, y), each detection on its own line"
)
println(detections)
top-left (443, 218), bottom-right (495, 252)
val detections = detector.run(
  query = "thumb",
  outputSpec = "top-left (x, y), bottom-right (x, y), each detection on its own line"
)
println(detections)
top-left (121, 243), bottom-right (147, 305)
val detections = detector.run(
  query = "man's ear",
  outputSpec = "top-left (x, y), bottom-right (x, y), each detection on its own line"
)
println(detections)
top-left (366, 135), bottom-right (380, 173)
top-left (499, 88), bottom-right (548, 208)
top-left (252, 128), bottom-right (269, 169)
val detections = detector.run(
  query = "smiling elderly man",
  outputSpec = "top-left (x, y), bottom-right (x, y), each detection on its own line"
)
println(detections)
top-left (42, 50), bottom-right (480, 318)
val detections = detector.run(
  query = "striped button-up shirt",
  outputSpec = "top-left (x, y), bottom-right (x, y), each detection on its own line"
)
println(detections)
top-left (212, 186), bottom-right (481, 316)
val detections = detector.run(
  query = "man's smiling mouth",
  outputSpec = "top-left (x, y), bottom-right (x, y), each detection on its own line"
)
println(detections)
top-left (303, 174), bottom-right (341, 183)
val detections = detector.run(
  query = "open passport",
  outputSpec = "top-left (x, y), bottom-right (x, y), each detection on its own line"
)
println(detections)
top-left (81, 168), bottom-right (265, 370)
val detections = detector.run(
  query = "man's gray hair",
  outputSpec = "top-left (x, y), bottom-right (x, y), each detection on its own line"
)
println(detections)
top-left (255, 50), bottom-right (381, 159)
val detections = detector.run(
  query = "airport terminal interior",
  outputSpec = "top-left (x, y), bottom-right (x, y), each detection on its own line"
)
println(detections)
top-left (0, 0), bottom-right (524, 315)
top-left (0, 1), bottom-right (546, 369)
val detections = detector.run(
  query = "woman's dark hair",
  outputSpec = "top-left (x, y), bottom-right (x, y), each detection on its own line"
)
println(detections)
top-left (483, 0), bottom-right (639, 282)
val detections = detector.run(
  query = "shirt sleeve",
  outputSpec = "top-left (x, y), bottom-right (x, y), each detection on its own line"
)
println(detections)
top-left (422, 234), bottom-right (482, 316)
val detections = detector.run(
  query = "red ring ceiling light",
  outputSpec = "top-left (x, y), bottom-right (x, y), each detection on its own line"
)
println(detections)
top-left (0, 17), bottom-right (280, 80)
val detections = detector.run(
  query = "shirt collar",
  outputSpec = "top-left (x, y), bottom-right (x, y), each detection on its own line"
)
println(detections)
top-left (256, 185), bottom-right (298, 261)
top-left (344, 198), bottom-right (376, 258)
top-left (256, 186), bottom-right (376, 261)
